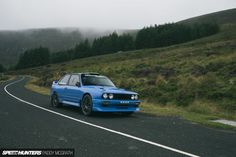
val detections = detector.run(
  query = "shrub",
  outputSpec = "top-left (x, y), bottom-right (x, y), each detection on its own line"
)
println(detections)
top-left (131, 67), bottom-right (155, 77)
top-left (176, 76), bottom-right (200, 106)
top-left (118, 78), bottom-right (137, 90)
top-left (198, 73), bottom-right (225, 99)
top-left (0, 74), bottom-right (9, 81)
top-left (191, 65), bottom-right (207, 76)
top-left (206, 62), bottom-right (225, 72)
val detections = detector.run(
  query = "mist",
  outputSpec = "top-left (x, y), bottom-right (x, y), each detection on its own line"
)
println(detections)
top-left (0, 0), bottom-right (235, 30)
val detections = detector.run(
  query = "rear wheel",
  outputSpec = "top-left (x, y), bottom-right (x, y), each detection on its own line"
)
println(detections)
top-left (81, 95), bottom-right (93, 116)
top-left (51, 94), bottom-right (61, 108)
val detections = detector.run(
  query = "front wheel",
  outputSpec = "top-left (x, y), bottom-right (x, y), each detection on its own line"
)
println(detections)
top-left (81, 95), bottom-right (93, 116)
top-left (51, 94), bottom-right (61, 108)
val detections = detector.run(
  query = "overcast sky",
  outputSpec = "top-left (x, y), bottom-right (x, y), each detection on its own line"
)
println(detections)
top-left (0, 0), bottom-right (235, 30)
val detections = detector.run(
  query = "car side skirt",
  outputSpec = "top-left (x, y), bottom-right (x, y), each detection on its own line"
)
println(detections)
top-left (62, 100), bottom-right (80, 107)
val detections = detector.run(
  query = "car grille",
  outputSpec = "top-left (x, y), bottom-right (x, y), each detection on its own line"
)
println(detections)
top-left (113, 94), bottom-right (132, 100)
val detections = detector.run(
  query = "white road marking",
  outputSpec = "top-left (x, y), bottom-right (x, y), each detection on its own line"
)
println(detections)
top-left (212, 119), bottom-right (236, 127)
top-left (4, 77), bottom-right (200, 157)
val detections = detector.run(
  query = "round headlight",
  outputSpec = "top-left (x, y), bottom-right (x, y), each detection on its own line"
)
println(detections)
top-left (108, 93), bottom-right (114, 99)
top-left (134, 95), bottom-right (138, 100)
top-left (103, 93), bottom-right (108, 99)
top-left (131, 95), bottom-right (135, 100)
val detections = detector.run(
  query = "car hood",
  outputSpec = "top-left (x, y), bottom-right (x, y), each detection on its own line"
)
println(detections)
top-left (84, 86), bottom-right (137, 95)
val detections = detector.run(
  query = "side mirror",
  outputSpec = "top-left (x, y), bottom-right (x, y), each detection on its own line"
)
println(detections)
top-left (76, 82), bottom-right (81, 87)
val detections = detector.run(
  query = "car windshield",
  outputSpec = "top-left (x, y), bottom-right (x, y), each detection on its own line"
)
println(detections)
top-left (81, 75), bottom-right (115, 87)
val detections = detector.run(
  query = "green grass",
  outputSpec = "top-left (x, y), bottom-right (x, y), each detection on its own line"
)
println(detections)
top-left (15, 23), bottom-right (236, 129)
top-left (179, 8), bottom-right (236, 25)
top-left (141, 101), bottom-right (236, 130)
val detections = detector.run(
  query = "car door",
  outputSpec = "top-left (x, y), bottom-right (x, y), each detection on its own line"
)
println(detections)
top-left (67, 74), bottom-right (83, 106)
top-left (57, 74), bottom-right (71, 101)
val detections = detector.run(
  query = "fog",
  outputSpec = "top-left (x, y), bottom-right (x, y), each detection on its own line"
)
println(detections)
top-left (0, 0), bottom-right (235, 30)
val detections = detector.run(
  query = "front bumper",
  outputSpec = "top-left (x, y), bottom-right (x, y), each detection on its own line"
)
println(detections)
top-left (92, 99), bottom-right (140, 112)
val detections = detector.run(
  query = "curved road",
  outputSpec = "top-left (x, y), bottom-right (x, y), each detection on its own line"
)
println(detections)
top-left (0, 77), bottom-right (236, 157)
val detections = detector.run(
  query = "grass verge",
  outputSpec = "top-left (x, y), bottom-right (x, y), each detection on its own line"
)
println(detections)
top-left (25, 77), bottom-right (50, 96)
top-left (141, 101), bottom-right (236, 130)
top-left (0, 74), bottom-right (15, 83)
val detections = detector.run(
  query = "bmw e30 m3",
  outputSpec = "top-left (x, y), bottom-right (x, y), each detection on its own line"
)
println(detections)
top-left (50, 72), bottom-right (140, 116)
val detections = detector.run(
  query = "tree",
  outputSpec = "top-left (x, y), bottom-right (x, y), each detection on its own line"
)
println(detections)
top-left (15, 47), bottom-right (50, 69)
top-left (91, 32), bottom-right (135, 55)
top-left (135, 22), bottom-right (219, 49)
top-left (118, 34), bottom-right (135, 51)
top-left (0, 64), bottom-right (6, 72)
top-left (74, 39), bottom-right (91, 58)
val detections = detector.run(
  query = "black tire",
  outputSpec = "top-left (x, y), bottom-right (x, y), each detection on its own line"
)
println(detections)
top-left (81, 94), bottom-right (93, 116)
top-left (51, 94), bottom-right (61, 108)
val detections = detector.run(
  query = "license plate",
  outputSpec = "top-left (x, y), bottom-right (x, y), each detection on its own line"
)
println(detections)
top-left (120, 101), bottom-right (129, 104)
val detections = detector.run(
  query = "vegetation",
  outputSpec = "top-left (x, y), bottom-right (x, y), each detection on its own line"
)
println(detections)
top-left (50, 33), bottom-right (134, 63)
top-left (0, 74), bottom-right (14, 82)
top-left (0, 64), bottom-right (6, 72)
top-left (92, 33), bottom-right (134, 55)
top-left (25, 77), bottom-right (50, 95)
top-left (179, 8), bottom-right (236, 25)
top-left (15, 47), bottom-right (50, 69)
top-left (14, 22), bottom-right (219, 70)
top-left (135, 23), bottom-right (219, 49)
top-left (0, 28), bottom-right (84, 66)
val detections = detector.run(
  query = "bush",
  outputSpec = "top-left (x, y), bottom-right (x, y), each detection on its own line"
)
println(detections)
top-left (198, 73), bottom-right (224, 99)
top-left (191, 65), bottom-right (207, 76)
top-left (118, 78), bottom-right (137, 90)
top-left (220, 99), bottom-right (236, 111)
top-left (131, 67), bottom-right (155, 77)
top-left (0, 74), bottom-right (9, 81)
top-left (176, 76), bottom-right (200, 106)
top-left (206, 62), bottom-right (225, 72)
top-left (139, 77), bottom-right (178, 105)
top-left (132, 64), bottom-right (176, 78)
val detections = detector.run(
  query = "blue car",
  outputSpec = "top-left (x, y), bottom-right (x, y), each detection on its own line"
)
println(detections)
top-left (50, 72), bottom-right (140, 116)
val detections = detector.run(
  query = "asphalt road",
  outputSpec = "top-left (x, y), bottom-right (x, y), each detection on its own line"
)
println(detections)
top-left (0, 76), bottom-right (236, 157)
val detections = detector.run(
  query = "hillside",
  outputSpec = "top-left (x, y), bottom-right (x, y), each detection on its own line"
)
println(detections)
top-left (0, 28), bottom-right (118, 66)
top-left (179, 8), bottom-right (236, 25)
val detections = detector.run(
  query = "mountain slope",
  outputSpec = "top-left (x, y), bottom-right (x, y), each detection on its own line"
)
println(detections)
top-left (0, 28), bottom-right (117, 66)
top-left (179, 8), bottom-right (236, 25)
top-left (0, 28), bottom-right (83, 66)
